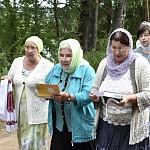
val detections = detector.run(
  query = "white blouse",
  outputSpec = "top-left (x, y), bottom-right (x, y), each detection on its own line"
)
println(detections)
top-left (99, 70), bottom-right (133, 126)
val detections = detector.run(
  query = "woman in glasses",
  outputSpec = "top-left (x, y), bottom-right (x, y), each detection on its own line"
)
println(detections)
top-left (46, 39), bottom-right (96, 150)
top-left (90, 28), bottom-right (150, 149)
top-left (1, 36), bottom-right (54, 149)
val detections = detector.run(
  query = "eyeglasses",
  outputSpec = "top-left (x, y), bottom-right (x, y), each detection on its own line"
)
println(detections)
top-left (25, 45), bottom-right (37, 51)
top-left (59, 54), bottom-right (72, 60)
top-left (110, 45), bottom-right (128, 51)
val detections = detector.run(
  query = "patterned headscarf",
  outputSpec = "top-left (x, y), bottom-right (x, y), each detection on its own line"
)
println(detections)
top-left (140, 21), bottom-right (150, 28)
top-left (106, 28), bottom-right (140, 80)
top-left (58, 39), bottom-right (89, 73)
top-left (25, 36), bottom-right (43, 53)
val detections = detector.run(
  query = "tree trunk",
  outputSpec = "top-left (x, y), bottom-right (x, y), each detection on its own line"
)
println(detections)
top-left (87, 0), bottom-right (98, 51)
top-left (145, 0), bottom-right (149, 22)
top-left (110, 0), bottom-right (126, 33)
top-left (78, 0), bottom-right (89, 52)
top-left (34, 0), bottom-right (39, 35)
top-left (53, 0), bottom-right (60, 37)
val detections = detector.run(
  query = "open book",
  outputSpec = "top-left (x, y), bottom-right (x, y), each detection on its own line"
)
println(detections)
top-left (91, 90), bottom-right (122, 101)
top-left (91, 90), bottom-right (122, 117)
top-left (36, 83), bottom-right (60, 99)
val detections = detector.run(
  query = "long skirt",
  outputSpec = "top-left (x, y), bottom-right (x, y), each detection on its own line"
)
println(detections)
top-left (50, 127), bottom-right (95, 150)
top-left (17, 90), bottom-right (48, 150)
top-left (96, 118), bottom-right (149, 150)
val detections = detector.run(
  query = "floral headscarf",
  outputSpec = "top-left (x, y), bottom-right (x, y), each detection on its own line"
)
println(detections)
top-left (58, 39), bottom-right (89, 73)
top-left (106, 28), bottom-right (140, 80)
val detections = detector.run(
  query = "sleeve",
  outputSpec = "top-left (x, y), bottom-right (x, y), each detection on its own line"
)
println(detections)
top-left (45, 65), bottom-right (55, 84)
top-left (74, 65), bottom-right (95, 107)
top-left (135, 56), bottom-right (150, 111)
top-left (7, 58), bottom-right (18, 81)
top-left (91, 58), bottom-right (106, 91)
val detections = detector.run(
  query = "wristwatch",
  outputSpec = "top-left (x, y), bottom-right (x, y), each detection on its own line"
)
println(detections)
top-left (67, 94), bottom-right (71, 102)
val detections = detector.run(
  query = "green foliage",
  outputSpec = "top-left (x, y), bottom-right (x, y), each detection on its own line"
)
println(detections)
top-left (84, 38), bottom-right (107, 71)
top-left (83, 50), bottom-right (105, 71)
top-left (0, 52), bottom-right (10, 76)
top-left (0, 0), bottom-right (149, 75)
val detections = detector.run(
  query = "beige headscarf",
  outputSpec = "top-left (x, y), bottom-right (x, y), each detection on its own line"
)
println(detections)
top-left (25, 36), bottom-right (43, 53)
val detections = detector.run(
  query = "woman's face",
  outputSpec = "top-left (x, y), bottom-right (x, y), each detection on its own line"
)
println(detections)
top-left (25, 41), bottom-right (39, 60)
top-left (110, 40), bottom-right (130, 65)
top-left (139, 29), bottom-right (150, 47)
top-left (59, 48), bottom-right (72, 70)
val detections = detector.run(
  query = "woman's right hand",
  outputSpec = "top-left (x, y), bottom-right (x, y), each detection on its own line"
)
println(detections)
top-left (89, 93), bottom-right (100, 103)
top-left (1, 75), bottom-right (11, 81)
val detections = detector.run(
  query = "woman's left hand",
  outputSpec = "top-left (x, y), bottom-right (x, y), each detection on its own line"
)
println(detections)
top-left (51, 92), bottom-right (68, 102)
top-left (118, 94), bottom-right (137, 107)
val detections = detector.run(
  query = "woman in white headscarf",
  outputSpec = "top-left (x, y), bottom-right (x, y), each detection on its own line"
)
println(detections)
top-left (133, 20), bottom-right (150, 146)
top-left (90, 28), bottom-right (150, 149)
top-left (134, 21), bottom-right (150, 63)
top-left (1, 36), bottom-right (54, 150)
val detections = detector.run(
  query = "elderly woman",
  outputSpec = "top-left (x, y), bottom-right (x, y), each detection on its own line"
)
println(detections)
top-left (1, 36), bottom-right (54, 150)
top-left (90, 28), bottom-right (150, 149)
top-left (46, 39), bottom-right (96, 150)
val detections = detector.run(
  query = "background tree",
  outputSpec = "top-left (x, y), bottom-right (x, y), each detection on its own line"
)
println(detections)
top-left (110, 0), bottom-right (127, 33)
top-left (78, 0), bottom-right (89, 51)
top-left (87, 0), bottom-right (98, 51)
top-left (0, 0), bottom-right (149, 75)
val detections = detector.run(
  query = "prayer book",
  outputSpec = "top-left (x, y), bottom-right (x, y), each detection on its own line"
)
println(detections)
top-left (36, 83), bottom-right (60, 99)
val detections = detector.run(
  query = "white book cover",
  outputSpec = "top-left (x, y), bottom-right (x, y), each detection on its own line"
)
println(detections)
top-left (90, 90), bottom-right (104, 97)
top-left (104, 92), bottom-right (122, 99)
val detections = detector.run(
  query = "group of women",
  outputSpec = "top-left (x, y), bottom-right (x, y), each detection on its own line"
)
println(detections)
top-left (1, 21), bottom-right (150, 150)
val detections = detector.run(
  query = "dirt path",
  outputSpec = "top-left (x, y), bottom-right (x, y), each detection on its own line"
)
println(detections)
top-left (0, 120), bottom-right (18, 150)
top-left (0, 120), bottom-right (51, 150)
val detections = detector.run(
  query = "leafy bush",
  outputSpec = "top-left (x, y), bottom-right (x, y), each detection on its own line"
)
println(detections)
top-left (0, 53), bottom-right (10, 76)
top-left (84, 50), bottom-right (106, 71)
top-left (84, 38), bottom-right (108, 71)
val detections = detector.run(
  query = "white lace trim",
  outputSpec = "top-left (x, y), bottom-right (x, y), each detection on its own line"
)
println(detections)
top-left (100, 70), bottom-right (133, 126)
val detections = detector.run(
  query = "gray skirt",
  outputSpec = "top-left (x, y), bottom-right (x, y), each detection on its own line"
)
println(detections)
top-left (96, 118), bottom-right (149, 150)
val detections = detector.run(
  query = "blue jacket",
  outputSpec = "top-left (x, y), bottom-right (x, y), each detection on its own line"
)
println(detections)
top-left (46, 63), bottom-right (96, 143)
